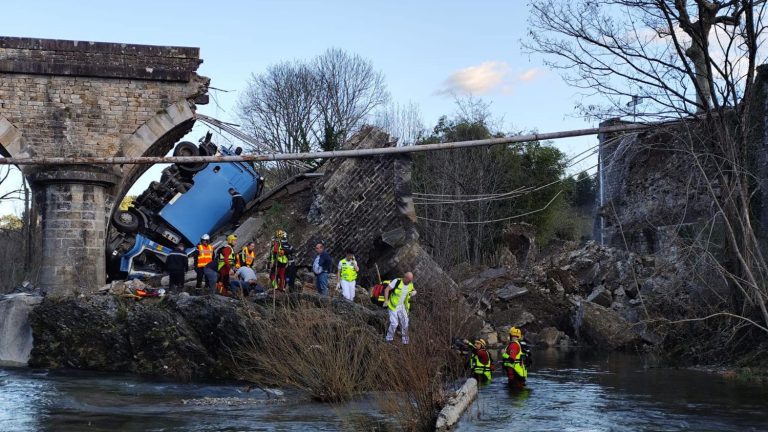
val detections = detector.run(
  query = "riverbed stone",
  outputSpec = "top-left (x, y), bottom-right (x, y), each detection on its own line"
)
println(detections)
top-left (573, 302), bottom-right (640, 350)
top-left (538, 326), bottom-right (563, 347)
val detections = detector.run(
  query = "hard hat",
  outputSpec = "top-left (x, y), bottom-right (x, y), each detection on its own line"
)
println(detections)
top-left (475, 339), bottom-right (487, 348)
top-left (201, 234), bottom-right (210, 241)
top-left (509, 327), bottom-right (522, 338)
top-left (276, 229), bottom-right (285, 238)
top-left (227, 234), bottom-right (237, 243)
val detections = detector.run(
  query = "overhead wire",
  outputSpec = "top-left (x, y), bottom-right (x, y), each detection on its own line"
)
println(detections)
top-left (410, 133), bottom-right (628, 204)
top-left (196, 114), bottom-right (313, 171)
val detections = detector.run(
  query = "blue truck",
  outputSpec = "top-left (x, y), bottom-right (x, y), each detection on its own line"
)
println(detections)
top-left (107, 133), bottom-right (264, 280)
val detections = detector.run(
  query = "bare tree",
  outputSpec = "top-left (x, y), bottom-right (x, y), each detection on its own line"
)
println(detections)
top-left (237, 49), bottom-right (390, 180)
top-left (238, 61), bottom-right (317, 178)
top-left (527, 1), bottom-right (768, 337)
top-left (313, 48), bottom-right (390, 150)
top-left (373, 101), bottom-right (425, 146)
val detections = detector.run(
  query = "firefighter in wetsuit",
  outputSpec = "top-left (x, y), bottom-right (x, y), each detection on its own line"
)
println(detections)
top-left (217, 234), bottom-right (238, 292)
top-left (502, 327), bottom-right (528, 389)
top-left (464, 338), bottom-right (493, 384)
top-left (269, 229), bottom-right (293, 291)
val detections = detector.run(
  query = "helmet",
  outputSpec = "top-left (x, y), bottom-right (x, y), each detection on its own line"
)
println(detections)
top-left (276, 229), bottom-right (285, 238)
top-left (201, 234), bottom-right (210, 241)
top-left (227, 234), bottom-right (237, 243)
top-left (474, 339), bottom-right (487, 348)
top-left (509, 327), bottom-right (522, 338)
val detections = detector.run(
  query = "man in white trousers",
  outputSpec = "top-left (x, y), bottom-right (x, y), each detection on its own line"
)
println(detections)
top-left (384, 272), bottom-right (416, 344)
top-left (336, 249), bottom-right (359, 301)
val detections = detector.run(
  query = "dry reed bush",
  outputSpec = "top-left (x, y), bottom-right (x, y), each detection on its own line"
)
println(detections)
top-left (375, 282), bottom-right (478, 431)
top-left (234, 300), bottom-right (388, 402)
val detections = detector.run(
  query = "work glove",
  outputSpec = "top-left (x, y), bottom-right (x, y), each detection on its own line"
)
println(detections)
top-left (335, 282), bottom-right (341, 291)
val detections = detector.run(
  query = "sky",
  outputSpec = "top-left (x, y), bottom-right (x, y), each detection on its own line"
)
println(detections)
top-left (0, 0), bottom-right (602, 216)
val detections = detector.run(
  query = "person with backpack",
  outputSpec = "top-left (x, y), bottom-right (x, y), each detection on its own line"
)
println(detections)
top-left (336, 249), bottom-right (359, 301)
top-left (384, 272), bottom-right (416, 344)
top-left (217, 234), bottom-right (238, 293)
top-left (502, 326), bottom-right (529, 389)
top-left (464, 338), bottom-right (493, 384)
top-left (370, 280), bottom-right (390, 307)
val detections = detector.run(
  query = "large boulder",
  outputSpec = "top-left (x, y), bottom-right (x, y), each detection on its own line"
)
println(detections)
top-left (572, 302), bottom-right (640, 350)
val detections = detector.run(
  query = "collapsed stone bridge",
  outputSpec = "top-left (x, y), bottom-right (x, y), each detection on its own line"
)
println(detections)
top-left (0, 36), bottom-right (209, 296)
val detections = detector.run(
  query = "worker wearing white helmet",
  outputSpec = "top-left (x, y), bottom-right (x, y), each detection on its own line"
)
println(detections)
top-left (194, 234), bottom-right (213, 290)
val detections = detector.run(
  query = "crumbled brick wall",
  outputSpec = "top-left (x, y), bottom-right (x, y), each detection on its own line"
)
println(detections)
top-left (292, 126), bottom-right (417, 275)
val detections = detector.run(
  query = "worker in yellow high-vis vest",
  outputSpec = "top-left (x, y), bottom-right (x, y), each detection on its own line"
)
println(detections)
top-left (384, 271), bottom-right (416, 344)
top-left (336, 249), bottom-right (359, 301)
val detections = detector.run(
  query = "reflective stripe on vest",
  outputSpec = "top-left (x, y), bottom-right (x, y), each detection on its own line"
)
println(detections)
top-left (470, 351), bottom-right (492, 382)
top-left (239, 246), bottom-right (255, 267)
top-left (388, 279), bottom-right (413, 312)
top-left (197, 244), bottom-right (213, 268)
top-left (217, 245), bottom-right (236, 270)
top-left (502, 340), bottom-right (528, 379)
top-left (271, 240), bottom-right (288, 265)
top-left (339, 259), bottom-right (357, 281)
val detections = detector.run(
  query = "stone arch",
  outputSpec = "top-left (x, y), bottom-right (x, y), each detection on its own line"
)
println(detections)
top-left (109, 100), bottom-right (198, 216)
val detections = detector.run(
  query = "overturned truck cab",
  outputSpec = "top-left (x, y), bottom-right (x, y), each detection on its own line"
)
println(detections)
top-left (107, 133), bottom-right (264, 281)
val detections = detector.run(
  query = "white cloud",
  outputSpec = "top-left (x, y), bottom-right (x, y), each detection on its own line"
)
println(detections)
top-left (517, 68), bottom-right (543, 82)
top-left (437, 62), bottom-right (543, 96)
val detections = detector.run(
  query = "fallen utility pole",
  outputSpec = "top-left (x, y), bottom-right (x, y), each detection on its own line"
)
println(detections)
top-left (0, 122), bottom-right (649, 166)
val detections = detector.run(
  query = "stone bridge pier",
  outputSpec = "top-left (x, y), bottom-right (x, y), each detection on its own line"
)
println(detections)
top-left (0, 37), bottom-right (209, 297)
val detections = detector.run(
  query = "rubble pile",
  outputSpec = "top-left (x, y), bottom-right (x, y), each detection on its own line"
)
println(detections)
top-left (458, 241), bottom-right (676, 354)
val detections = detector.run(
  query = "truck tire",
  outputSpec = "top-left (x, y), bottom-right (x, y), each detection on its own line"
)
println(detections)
top-left (174, 141), bottom-right (207, 173)
top-left (112, 209), bottom-right (140, 233)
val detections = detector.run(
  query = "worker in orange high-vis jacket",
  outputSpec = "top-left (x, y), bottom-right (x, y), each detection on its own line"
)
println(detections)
top-left (194, 234), bottom-right (213, 289)
top-left (237, 241), bottom-right (257, 269)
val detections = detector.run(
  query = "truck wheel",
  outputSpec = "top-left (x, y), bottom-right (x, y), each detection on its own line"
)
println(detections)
top-left (112, 210), bottom-right (140, 233)
top-left (174, 141), bottom-right (207, 173)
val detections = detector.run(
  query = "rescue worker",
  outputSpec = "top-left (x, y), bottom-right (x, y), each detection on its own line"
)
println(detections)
top-left (269, 230), bottom-right (292, 292)
top-left (384, 272), bottom-right (416, 344)
top-left (217, 234), bottom-right (238, 293)
top-left (237, 241), bottom-right (256, 269)
top-left (194, 234), bottom-right (213, 289)
top-left (464, 338), bottom-right (493, 384)
top-left (502, 327), bottom-right (528, 389)
top-left (165, 243), bottom-right (189, 293)
top-left (229, 188), bottom-right (245, 230)
top-left (336, 249), bottom-right (359, 301)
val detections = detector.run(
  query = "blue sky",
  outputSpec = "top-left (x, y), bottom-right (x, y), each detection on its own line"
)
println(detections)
top-left (0, 0), bottom-right (600, 216)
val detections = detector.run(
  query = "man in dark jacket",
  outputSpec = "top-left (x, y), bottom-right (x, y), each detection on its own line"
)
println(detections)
top-left (165, 243), bottom-right (189, 293)
top-left (229, 188), bottom-right (246, 230)
top-left (312, 242), bottom-right (333, 295)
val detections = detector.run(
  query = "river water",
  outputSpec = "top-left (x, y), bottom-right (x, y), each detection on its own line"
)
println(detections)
top-left (457, 349), bottom-right (768, 431)
top-left (2, 350), bottom-right (767, 431)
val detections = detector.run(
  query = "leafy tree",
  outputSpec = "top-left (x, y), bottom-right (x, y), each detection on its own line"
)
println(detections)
top-left (413, 99), bottom-right (569, 266)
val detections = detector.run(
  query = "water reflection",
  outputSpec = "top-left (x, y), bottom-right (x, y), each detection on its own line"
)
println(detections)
top-left (457, 349), bottom-right (768, 432)
top-left (0, 368), bottom-right (393, 432)
top-left (2, 350), bottom-right (767, 432)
